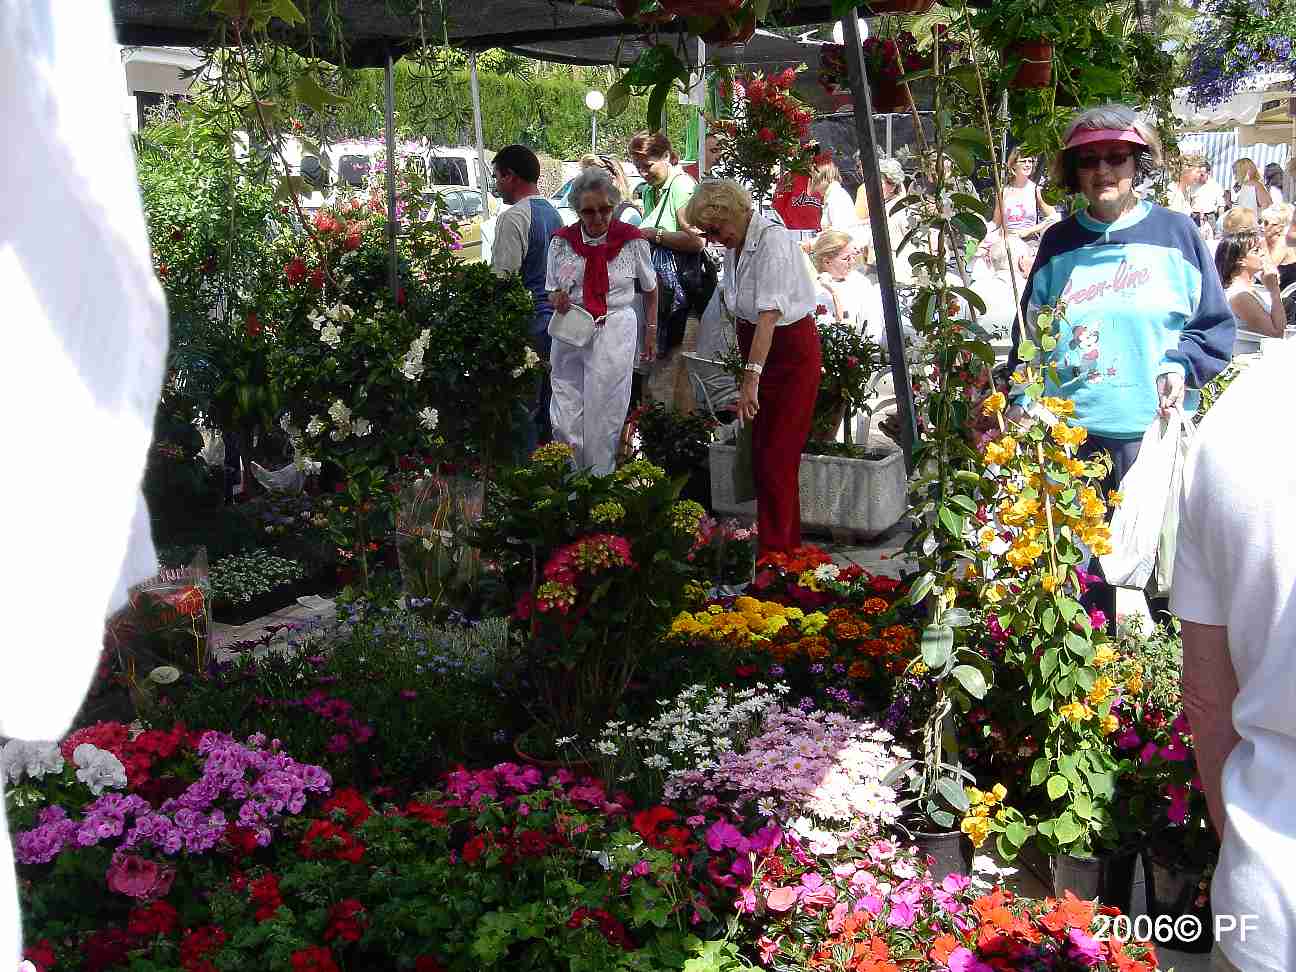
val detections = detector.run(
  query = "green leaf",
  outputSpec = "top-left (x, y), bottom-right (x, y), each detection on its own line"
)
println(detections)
top-left (1007, 821), bottom-right (1029, 847)
top-left (1031, 691), bottom-right (1050, 715)
top-left (1030, 758), bottom-right (1049, 787)
top-left (1041, 607), bottom-right (1057, 635)
top-left (270, 0), bottom-right (306, 24)
top-left (945, 142), bottom-right (977, 178)
top-left (949, 494), bottom-right (978, 515)
top-left (605, 79), bottom-right (631, 119)
top-left (1063, 631), bottom-right (1090, 658)
top-left (1040, 647), bottom-right (1059, 680)
top-left (951, 664), bottom-right (987, 699)
top-left (1046, 774), bottom-right (1069, 800)
top-left (921, 624), bottom-right (954, 670)
top-left (1074, 668), bottom-right (1095, 692)
top-left (1054, 812), bottom-right (1083, 844)
top-left (936, 777), bottom-right (970, 812)
top-left (293, 71), bottom-right (346, 112)
top-left (952, 211), bottom-right (988, 240)
top-left (1017, 338), bottom-right (1038, 361)
top-left (646, 79), bottom-right (673, 132)
top-left (907, 571), bottom-right (935, 606)
top-left (950, 126), bottom-right (990, 149)
top-left (1056, 597), bottom-right (1082, 622)
top-left (938, 504), bottom-right (965, 538)
top-left (1073, 791), bottom-right (1093, 820)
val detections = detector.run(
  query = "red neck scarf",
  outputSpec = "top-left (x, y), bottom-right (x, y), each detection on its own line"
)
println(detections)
top-left (554, 219), bottom-right (640, 319)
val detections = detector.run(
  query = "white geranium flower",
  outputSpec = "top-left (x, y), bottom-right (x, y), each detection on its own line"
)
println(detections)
top-left (327, 400), bottom-right (352, 428)
top-left (418, 407), bottom-right (439, 432)
top-left (643, 754), bottom-right (670, 770)
top-left (305, 416), bottom-right (326, 437)
top-left (401, 328), bottom-right (432, 381)
top-left (351, 418), bottom-right (372, 437)
top-left (326, 302), bottom-right (356, 322)
top-left (319, 323), bottom-right (343, 348)
top-left (2, 740), bottom-right (64, 785)
top-left (72, 744), bottom-right (127, 795)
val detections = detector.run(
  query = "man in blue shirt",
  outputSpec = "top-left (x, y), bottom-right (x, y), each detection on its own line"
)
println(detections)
top-left (491, 144), bottom-right (563, 449)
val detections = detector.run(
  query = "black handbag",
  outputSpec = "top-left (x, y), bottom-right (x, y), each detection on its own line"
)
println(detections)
top-left (677, 247), bottom-right (719, 316)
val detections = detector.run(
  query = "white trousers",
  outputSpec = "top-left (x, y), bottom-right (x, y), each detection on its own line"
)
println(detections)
top-left (550, 305), bottom-right (638, 476)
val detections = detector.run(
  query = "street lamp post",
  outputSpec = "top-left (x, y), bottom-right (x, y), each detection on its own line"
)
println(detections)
top-left (585, 89), bottom-right (605, 153)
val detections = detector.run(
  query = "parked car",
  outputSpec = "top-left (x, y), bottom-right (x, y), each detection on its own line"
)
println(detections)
top-left (423, 185), bottom-right (487, 263)
top-left (551, 168), bottom-right (645, 226)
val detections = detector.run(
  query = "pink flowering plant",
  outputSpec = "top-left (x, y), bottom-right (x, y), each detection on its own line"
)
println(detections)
top-left (470, 450), bottom-right (706, 734)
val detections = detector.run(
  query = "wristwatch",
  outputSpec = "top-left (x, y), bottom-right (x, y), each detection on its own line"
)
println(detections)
top-left (744, 362), bottom-right (764, 376)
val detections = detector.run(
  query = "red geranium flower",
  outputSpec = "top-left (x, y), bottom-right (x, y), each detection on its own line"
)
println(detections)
top-left (322, 788), bottom-right (372, 828)
top-left (406, 802), bottom-right (449, 826)
top-left (249, 873), bottom-right (284, 922)
top-left (128, 900), bottom-right (179, 938)
top-left (758, 127), bottom-right (776, 143)
top-left (23, 939), bottom-right (56, 972)
top-left (301, 820), bottom-right (365, 863)
top-left (324, 898), bottom-right (367, 943)
top-left (285, 258), bottom-right (307, 284)
top-left (461, 834), bottom-right (486, 864)
top-left (245, 312), bottom-right (263, 338)
top-left (290, 946), bottom-right (340, 972)
top-left (83, 928), bottom-right (134, 972)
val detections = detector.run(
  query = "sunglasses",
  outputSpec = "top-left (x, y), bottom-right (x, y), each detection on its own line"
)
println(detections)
top-left (578, 205), bottom-right (615, 218)
top-left (1074, 151), bottom-right (1133, 171)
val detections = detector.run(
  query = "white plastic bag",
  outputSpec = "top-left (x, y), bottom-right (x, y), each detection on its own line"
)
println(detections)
top-left (1099, 409), bottom-right (1189, 590)
top-left (1150, 412), bottom-right (1194, 598)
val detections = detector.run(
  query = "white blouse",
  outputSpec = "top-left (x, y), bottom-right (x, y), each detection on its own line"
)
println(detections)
top-left (721, 212), bottom-right (819, 326)
top-left (818, 270), bottom-right (887, 343)
top-left (545, 233), bottom-right (657, 314)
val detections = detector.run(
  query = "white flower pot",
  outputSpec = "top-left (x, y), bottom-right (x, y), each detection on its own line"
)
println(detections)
top-left (708, 444), bottom-right (908, 539)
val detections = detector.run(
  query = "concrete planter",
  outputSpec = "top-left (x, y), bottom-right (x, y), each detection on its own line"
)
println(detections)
top-left (709, 444), bottom-right (907, 539)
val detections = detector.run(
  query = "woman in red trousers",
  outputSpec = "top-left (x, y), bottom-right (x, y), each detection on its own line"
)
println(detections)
top-left (685, 180), bottom-right (822, 555)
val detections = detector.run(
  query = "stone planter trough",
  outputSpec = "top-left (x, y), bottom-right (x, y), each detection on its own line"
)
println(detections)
top-left (709, 444), bottom-right (907, 540)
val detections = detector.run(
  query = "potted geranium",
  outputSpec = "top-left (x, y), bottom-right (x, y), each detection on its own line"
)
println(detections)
top-left (708, 68), bottom-right (814, 208)
top-left (819, 30), bottom-right (933, 114)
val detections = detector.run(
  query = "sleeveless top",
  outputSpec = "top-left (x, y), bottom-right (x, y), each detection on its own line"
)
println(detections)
top-left (1001, 181), bottom-right (1039, 233)
top-left (523, 197), bottom-right (562, 320)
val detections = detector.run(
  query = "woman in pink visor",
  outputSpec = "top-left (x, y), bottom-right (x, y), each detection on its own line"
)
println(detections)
top-left (1004, 104), bottom-right (1235, 634)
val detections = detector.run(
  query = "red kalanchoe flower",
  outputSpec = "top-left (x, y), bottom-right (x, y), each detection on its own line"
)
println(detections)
top-left (324, 899), bottom-right (367, 943)
top-left (343, 228), bottom-right (363, 251)
top-left (461, 834), bottom-right (487, 864)
top-left (308, 268), bottom-right (326, 289)
top-left (284, 257), bottom-right (307, 284)
top-left (290, 946), bottom-right (340, 972)
top-left (180, 925), bottom-right (227, 972)
top-left (223, 824), bottom-right (259, 858)
top-left (758, 127), bottom-right (776, 143)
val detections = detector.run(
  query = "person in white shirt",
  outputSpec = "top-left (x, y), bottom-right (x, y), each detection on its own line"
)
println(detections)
top-left (1231, 157), bottom-right (1272, 214)
top-left (1214, 231), bottom-right (1287, 338)
top-left (970, 236), bottom-right (1034, 342)
top-left (810, 229), bottom-right (885, 343)
top-left (1174, 341), bottom-right (1296, 972)
top-left (1191, 161), bottom-right (1226, 238)
top-left (687, 179), bottom-right (821, 556)
top-left (810, 159), bottom-right (866, 244)
top-left (1167, 152), bottom-right (1206, 218)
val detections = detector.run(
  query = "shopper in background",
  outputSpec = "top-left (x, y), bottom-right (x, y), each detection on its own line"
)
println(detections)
top-left (578, 154), bottom-right (640, 225)
top-left (1215, 231), bottom-right (1288, 338)
top-left (1231, 157), bottom-right (1271, 214)
top-left (1264, 161), bottom-right (1285, 206)
top-left (687, 180), bottom-right (821, 556)
top-left (810, 229), bottom-right (884, 341)
top-left (1174, 341), bottom-right (1296, 972)
top-left (491, 144), bottom-right (565, 450)
top-left (994, 149), bottom-right (1057, 244)
top-left (1260, 202), bottom-right (1296, 289)
top-left (1167, 152), bottom-right (1206, 218)
top-left (1191, 158), bottom-right (1226, 238)
top-left (855, 156), bottom-right (914, 282)
top-left (812, 159), bottom-right (866, 242)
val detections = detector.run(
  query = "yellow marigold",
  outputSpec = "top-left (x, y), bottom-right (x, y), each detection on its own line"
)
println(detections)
top-left (707, 604), bottom-right (724, 615)
top-left (1059, 701), bottom-right (1094, 724)
top-left (1080, 487), bottom-right (1106, 520)
top-left (784, 606), bottom-right (805, 621)
top-left (798, 570), bottom-right (823, 592)
top-left (1108, 489), bottom-right (1123, 508)
top-left (1001, 496), bottom-right (1040, 527)
top-left (801, 612), bottom-right (829, 635)
top-left (911, 660), bottom-right (929, 676)
top-left (983, 583), bottom-right (1004, 604)
top-left (978, 526), bottom-right (997, 550)
top-left (1051, 423), bottom-right (1088, 449)
top-left (972, 803), bottom-right (991, 818)
top-left (961, 815), bottom-right (992, 848)
top-left (804, 636), bottom-right (831, 660)
top-left (764, 615), bottom-right (788, 636)
top-left (669, 614), bottom-right (703, 637)
top-left (1040, 396), bottom-right (1076, 417)
top-left (759, 601), bottom-right (786, 618)
top-left (1092, 644), bottom-right (1117, 667)
top-left (1101, 714), bottom-right (1120, 734)
top-left (1064, 457), bottom-right (1088, 477)
top-left (984, 436), bottom-right (1018, 466)
top-left (1087, 676), bottom-right (1115, 706)
top-left (990, 783), bottom-right (1008, 803)
top-left (1126, 674), bottom-right (1144, 694)
top-left (733, 596), bottom-right (762, 614)
top-left (982, 391), bottom-right (1007, 415)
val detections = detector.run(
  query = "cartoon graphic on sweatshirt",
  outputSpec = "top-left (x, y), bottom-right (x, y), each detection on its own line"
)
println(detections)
top-left (1063, 323), bottom-right (1105, 383)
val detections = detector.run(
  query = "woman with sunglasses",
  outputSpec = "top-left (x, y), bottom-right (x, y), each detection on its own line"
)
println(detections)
top-left (1006, 103), bottom-right (1234, 634)
top-left (546, 167), bottom-right (659, 475)
top-left (1259, 203), bottom-right (1296, 290)
top-left (1215, 231), bottom-right (1288, 339)
top-left (686, 179), bottom-right (821, 556)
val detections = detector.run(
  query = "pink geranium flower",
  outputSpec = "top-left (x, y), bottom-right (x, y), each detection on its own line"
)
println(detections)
top-left (764, 885), bottom-right (799, 912)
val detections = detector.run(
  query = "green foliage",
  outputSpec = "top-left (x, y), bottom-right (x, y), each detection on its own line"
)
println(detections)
top-left (634, 404), bottom-right (717, 478)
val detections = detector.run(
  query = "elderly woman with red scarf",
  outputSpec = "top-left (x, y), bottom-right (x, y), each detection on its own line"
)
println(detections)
top-left (546, 167), bottom-right (659, 474)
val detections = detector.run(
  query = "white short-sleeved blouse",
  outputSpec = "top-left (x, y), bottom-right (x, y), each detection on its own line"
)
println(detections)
top-left (721, 212), bottom-right (819, 326)
top-left (545, 232), bottom-right (657, 313)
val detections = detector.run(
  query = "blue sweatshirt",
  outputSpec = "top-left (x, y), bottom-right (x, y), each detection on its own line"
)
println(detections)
top-left (1008, 201), bottom-right (1234, 439)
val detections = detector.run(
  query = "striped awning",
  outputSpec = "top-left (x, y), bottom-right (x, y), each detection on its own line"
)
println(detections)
top-left (1178, 130), bottom-right (1289, 182)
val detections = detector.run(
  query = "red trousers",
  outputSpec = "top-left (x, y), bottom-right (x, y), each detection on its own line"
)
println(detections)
top-left (738, 316), bottom-right (822, 556)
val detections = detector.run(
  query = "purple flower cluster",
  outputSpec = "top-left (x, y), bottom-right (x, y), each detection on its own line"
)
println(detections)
top-left (255, 689), bottom-right (375, 753)
top-left (13, 733), bottom-right (331, 866)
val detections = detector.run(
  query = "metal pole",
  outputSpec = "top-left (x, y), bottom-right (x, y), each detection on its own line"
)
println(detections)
top-left (886, 114), bottom-right (893, 157)
top-left (592, 112), bottom-right (597, 153)
top-left (840, 14), bottom-right (917, 472)
top-left (696, 38), bottom-right (707, 176)
top-left (469, 52), bottom-right (489, 218)
top-left (384, 50), bottom-right (399, 304)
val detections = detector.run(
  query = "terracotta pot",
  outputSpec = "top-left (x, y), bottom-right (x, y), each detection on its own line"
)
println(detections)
top-left (616, 0), bottom-right (677, 25)
top-left (868, 75), bottom-right (910, 113)
top-left (663, 0), bottom-right (742, 14)
top-left (700, 10), bottom-right (756, 46)
top-left (866, 0), bottom-right (936, 13)
top-left (1008, 39), bottom-right (1053, 89)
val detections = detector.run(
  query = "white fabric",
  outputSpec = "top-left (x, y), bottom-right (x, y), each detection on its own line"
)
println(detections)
top-left (1234, 183), bottom-right (1261, 213)
top-left (1227, 280), bottom-right (1273, 313)
top-left (1171, 341), bottom-right (1296, 972)
top-left (1, 0), bottom-right (168, 962)
top-left (821, 182), bottom-right (866, 243)
top-left (1001, 181), bottom-right (1039, 232)
top-left (549, 308), bottom-right (640, 475)
top-left (721, 212), bottom-right (818, 326)
top-left (1270, 186), bottom-right (1285, 206)
top-left (1100, 410), bottom-right (1192, 590)
top-left (816, 270), bottom-right (886, 343)
top-left (545, 235), bottom-right (656, 475)
top-left (490, 197), bottom-right (539, 277)
top-left (1191, 177), bottom-right (1226, 216)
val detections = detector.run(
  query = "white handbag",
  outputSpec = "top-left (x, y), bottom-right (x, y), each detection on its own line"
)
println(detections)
top-left (548, 304), bottom-right (600, 348)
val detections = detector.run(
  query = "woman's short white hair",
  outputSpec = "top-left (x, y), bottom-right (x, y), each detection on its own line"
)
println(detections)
top-left (570, 167), bottom-right (621, 207)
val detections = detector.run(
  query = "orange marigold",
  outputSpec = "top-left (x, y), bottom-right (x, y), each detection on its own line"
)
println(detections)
top-left (827, 608), bottom-right (851, 624)
top-left (860, 597), bottom-right (890, 615)
top-left (803, 636), bottom-right (830, 660)
top-left (848, 661), bottom-right (873, 679)
top-left (834, 622), bottom-right (862, 641)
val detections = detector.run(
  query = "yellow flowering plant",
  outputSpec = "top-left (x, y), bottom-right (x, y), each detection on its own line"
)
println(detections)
top-left (958, 783), bottom-right (1031, 856)
top-left (973, 304), bottom-right (1130, 860)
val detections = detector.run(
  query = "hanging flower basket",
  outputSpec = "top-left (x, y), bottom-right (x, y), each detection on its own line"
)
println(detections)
top-left (869, 75), bottom-right (911, 113)
top-left (866, 0), bottom-right (936, 14)
top-left (829, 89), bottom-right (855, 111)
top-left (1007, 39), bottom-right (1053, 88)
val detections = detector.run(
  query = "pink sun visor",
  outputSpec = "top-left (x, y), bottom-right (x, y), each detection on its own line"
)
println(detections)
top-left (1064, 127), bottom-right (1148, 150)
